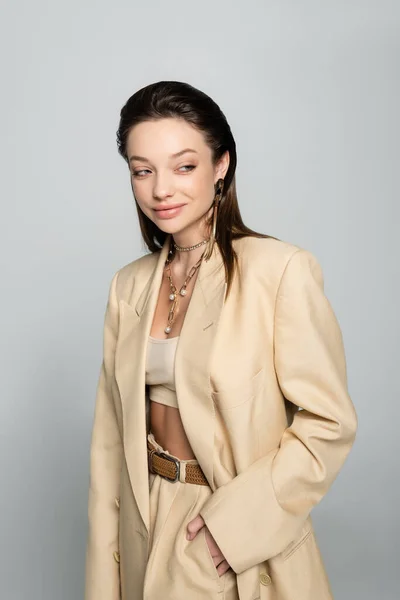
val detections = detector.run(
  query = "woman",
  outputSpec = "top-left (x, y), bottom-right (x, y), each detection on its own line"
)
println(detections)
top-left (85, 81), bottom-right (357, 600)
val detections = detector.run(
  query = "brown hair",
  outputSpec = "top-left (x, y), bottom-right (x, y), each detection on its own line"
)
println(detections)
top-left (116, 80), bottom-right (275, 295)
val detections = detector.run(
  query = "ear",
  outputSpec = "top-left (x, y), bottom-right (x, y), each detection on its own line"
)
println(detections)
top-left (214, 150), bottom-right (230, 182)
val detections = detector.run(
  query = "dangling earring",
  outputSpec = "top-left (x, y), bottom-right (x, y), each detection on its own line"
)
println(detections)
top-left (204, 178), bottom-right (224, 261)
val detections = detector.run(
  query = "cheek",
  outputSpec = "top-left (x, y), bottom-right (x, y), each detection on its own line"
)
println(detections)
top-left (183, 170), bottom-right (213, 200)
top-left (132, 179), bottom-right (152, 206)
top-left (132, 169), bottom-right (214, 207)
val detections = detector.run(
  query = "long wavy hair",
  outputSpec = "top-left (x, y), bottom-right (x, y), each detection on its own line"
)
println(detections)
top-left (116, 80), bottom-right (274, 295)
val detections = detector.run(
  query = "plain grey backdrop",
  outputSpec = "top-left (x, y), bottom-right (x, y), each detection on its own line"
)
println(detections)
top-left (1, 1), bottom-right (398, 598)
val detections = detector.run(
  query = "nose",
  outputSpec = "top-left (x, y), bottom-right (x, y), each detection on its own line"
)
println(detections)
top-left (153, 170), bottom-right (175, 201)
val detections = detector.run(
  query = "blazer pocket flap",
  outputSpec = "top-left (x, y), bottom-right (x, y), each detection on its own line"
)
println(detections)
top-left (211, 367), bottom-right (265, 409)
top-left (280, 518), bottom-right (313, 561)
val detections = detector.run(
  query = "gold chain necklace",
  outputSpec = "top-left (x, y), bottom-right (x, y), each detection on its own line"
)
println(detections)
top-left (163, 252), bottom-right (204, 334)
top-left (173, 238), bottom-right (209, 252)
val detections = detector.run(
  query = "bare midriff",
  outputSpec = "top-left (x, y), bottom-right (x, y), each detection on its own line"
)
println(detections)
top-left (150, 401), bottom-right (196, 460)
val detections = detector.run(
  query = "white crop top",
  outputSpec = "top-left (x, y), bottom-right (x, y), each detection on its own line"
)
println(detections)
top-left (145, 335), bottom-right (179, 409)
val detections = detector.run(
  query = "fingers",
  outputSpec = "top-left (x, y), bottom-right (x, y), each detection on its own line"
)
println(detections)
top-left (186, 514), bottom-right (205, 540)
top-left (204, 526), bottom-right (222, 557)
top-left (187, 520), bottom-right (233, 577)
top-left (204, 527), bottom-right (232, 576)
top-left (215, 559), bottom-right (231, 576)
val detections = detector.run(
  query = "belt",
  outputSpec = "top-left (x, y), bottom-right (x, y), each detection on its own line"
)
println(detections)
top-left (147, 440), bottom-right (209, 486)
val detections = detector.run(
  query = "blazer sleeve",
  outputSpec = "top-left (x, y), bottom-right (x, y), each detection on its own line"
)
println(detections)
top-left (85, 271), bottom-right (122, 600)
top-left (199, 249), bottom-right (358, 574)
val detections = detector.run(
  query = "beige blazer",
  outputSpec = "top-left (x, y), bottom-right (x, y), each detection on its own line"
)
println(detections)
top-left (85, 234), bottom-right (358, 600)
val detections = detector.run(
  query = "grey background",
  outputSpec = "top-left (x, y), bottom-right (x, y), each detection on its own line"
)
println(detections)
top-left (1, 1), bottom-right (398, 599)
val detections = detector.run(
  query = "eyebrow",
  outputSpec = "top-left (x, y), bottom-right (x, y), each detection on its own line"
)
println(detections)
top-left (128, 148), bottom-right (198, 163)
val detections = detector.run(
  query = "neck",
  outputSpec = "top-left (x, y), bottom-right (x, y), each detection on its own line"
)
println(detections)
top-left (171, 238), bottom-right (208, 272)
top-left (171, 221), bottom-right (211, 271)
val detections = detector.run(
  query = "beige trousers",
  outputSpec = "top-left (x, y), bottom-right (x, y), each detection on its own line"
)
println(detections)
top-left (143, 433), bottom-right (240, 600)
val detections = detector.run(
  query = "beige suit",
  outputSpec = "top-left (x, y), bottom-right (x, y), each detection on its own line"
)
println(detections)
top-left (85, 234), bottom-right (358, 600)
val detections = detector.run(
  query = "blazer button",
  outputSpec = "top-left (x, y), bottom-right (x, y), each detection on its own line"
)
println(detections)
top-left (260, 572), bottom-right (271, 586)
top-left (114, 497), bottom-right (120, 509)
top-left (113, 550), bottom-right (120, 564)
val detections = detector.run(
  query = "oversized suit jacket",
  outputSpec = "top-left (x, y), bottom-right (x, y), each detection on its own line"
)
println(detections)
top-left (84, 234), bottom-right (358, 600)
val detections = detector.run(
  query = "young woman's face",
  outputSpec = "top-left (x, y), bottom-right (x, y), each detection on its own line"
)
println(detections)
top-left (126, 118), bottom-right (229, 237)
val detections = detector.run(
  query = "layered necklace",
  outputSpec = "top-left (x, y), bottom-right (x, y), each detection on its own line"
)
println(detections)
top-left (163, 237), bottom-right (209, 334)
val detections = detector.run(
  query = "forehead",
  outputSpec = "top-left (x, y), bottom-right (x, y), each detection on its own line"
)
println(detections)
top-left (126, 118), bottom-right (210, 159)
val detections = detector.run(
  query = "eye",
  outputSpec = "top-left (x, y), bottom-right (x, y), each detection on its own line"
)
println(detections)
top-left (178, 164), bottom-right (195, 173)
top-left (131, 165), bottom-right (196, 178)
top-left (131, 169), bottom-right (151, 178)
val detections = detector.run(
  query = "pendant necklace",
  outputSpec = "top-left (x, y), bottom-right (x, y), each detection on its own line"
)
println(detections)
top-left (163, 238), bottom-right (209, 335)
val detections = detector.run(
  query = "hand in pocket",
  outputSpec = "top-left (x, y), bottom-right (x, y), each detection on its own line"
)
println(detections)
top-left (187, 514), bottom-right (232, 576)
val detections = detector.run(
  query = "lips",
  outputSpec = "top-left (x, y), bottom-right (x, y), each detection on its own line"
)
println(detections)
top-left (154, 203), bottom-right (186, 212)
top-left (153, 204), bottom-right (186, 219)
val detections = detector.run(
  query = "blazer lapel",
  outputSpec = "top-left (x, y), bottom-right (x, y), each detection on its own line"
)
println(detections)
top-left (115, 235), bottom-right (226, 532)
top-left (175, 240), bottom-right (227, 491)
top-left (115, 236), bottom-right (170, 532)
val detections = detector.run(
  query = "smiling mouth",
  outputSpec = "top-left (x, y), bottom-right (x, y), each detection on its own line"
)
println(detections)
top-left (153, 204), bottom-right (186, 219)
top-left (154, 204), bottom-right (186, 211)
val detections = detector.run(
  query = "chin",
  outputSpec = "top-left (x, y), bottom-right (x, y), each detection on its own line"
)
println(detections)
top-left (153, 219), bottom-right (186, 236)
